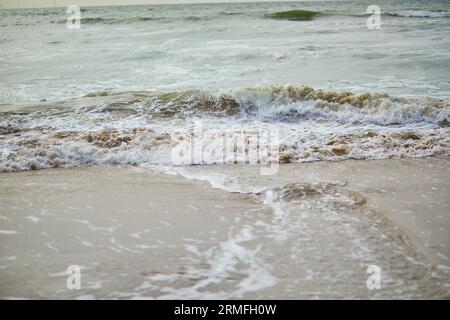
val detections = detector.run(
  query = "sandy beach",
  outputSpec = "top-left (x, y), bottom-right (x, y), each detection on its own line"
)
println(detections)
top-left (0, 158), bottom-right (449, 299)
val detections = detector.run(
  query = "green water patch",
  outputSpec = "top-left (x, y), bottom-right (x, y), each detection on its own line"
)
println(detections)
top-left (269, 9), bottom-right (319, 21)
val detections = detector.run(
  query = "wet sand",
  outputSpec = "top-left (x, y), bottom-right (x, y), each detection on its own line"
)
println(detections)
top-left (0, 158), bottom-right (449, 299)
top-left (0, 166), bottom-right (270, 299)
top-left (193, 158), bottom-right (450, 268)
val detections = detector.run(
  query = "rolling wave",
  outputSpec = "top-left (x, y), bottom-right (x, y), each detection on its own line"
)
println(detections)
top-left (267, 10), bottom-right (320, 21)
top-left (1, 85), bottom-right (449, 172)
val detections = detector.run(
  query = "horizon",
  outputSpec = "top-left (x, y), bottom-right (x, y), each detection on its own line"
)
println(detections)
top-left (0, 0), bottom-right (317, 10)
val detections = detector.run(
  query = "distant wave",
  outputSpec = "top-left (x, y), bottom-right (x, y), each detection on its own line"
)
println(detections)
top-left (388, 10), bottom-right (450, 18)
top-left (7, 7), bottom-right (450, 26)
top-left (52, 16), bottom-right (167, 24)
top-left (50, 11), bottom-right (244, 25)
top-left (267, 10), bottom-right (320, 21)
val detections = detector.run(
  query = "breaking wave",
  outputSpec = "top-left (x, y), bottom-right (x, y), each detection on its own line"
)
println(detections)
top-left (0, 85), bottom-right (449, 172)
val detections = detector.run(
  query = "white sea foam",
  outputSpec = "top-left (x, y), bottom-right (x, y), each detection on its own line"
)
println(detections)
top-left (0, 230), bottom-right (20, 235)
top-left (134, 226), bottom-right (276, 299)
top-left (390, 10), bottom-right (450, 18)
top-left (0, 88), bottom-right (448, 172)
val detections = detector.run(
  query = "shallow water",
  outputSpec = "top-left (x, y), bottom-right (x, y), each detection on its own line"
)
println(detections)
top-left (0, 159), bottom-right (449, 299)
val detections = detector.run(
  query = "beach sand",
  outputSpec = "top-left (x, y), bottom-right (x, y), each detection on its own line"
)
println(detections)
top-left (0, 158), bottom-right (449, 299)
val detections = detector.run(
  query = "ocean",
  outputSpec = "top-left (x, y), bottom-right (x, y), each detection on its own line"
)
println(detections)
top-left (1, 0), bottom-right (450, 171)
top-left (0, 0), bottom-right (450, 299)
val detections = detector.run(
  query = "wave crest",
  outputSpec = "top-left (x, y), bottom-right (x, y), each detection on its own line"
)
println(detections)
top-left (268, 10), bottom-right (320, 21)
top-left (1, 85), bottom-right (449, 172)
